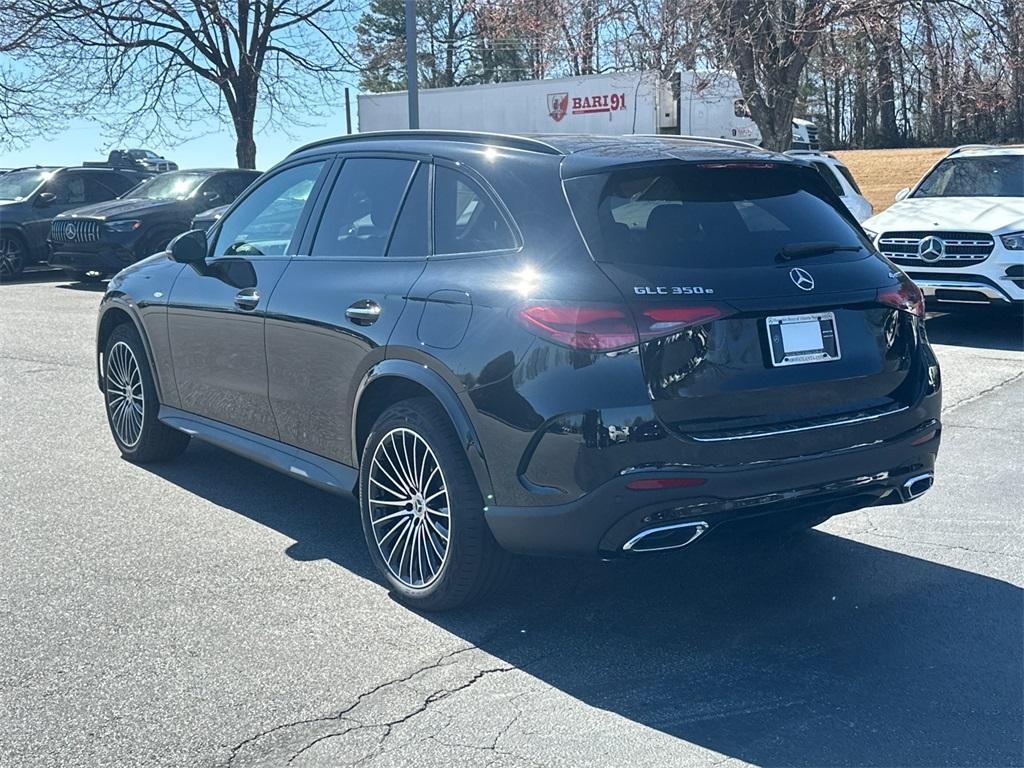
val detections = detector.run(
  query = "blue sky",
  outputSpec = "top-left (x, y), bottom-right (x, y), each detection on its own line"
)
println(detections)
top-left (0, 109), bottom-right (359, 171)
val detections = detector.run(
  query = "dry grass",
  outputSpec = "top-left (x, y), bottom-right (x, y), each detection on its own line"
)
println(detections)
top-left (832, 147), bottom-right (948, 214)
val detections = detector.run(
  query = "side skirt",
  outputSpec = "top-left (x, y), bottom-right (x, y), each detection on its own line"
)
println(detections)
top-left (158, 406), bottom-right (358, 497)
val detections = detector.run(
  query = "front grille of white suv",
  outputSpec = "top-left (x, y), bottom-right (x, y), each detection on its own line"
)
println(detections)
top-left (879, 231), bottom-right (994, 268)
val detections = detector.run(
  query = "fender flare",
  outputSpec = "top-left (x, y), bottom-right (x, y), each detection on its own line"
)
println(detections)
top-left (351, 359), bottom-right (496, 503)
top-left (95, 296), bottom-right (164, 401)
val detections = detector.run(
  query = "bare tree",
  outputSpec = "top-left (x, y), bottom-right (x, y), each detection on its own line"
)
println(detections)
top-left (0, 0), bottom-right (62, 148)
top-left (37, 0), bottom-right (357, 167)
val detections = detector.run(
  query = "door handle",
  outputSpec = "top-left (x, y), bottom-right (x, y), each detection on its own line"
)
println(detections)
top-left (346, 299), bottom-right (381, 326)
top-left (234, 287), bottom-right (260, 310)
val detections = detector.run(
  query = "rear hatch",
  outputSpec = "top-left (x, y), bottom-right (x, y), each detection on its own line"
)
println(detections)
top-left (564, 160), bottom-right (928, 458)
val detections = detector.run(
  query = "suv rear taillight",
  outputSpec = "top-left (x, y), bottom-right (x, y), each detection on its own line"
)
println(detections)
top-left (516, 302), bottom-right (733, 351)
top-left (636, 305), bottom-right (733, 340)
top-left (877, 278), bottom-right (925, 317)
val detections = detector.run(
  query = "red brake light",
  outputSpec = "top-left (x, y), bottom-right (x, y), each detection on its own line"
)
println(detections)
top-left (516, 302), bottom-right (732, 350)
top-left (877, 279), bottom-right (925, 317)
top-left (636, 305), bottom-right (732, 340)
top-left (516, 303), bottom-right (637, 350)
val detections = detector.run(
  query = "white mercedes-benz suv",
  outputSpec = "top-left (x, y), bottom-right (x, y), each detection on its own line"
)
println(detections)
top-left (862, 145), bottom-right (1023, 309)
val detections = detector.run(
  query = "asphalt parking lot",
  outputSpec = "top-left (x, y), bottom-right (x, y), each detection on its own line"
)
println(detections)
top-left (2, 269), bottom-right (1022, 768)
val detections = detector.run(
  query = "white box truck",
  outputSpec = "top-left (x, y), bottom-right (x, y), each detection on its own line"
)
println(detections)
top-left (356, 71), bottom-right (819, 149)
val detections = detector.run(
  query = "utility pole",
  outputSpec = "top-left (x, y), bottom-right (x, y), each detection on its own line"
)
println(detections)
top-left (344, 87), bottom-right (352, 134)
top-left (404, 0), bottom-right (419, 129)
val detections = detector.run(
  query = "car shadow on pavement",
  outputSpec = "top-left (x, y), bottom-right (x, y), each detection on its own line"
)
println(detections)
top-left (925, 309), bottom-right (1023, 352)
top-left (147, 441), bottom-right (1023, 768)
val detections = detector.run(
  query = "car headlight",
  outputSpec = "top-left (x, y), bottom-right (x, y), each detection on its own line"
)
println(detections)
top-left (1000, 231), bottom-right (1024, 251)
top-left (105, 220), bottom-right (142, 233)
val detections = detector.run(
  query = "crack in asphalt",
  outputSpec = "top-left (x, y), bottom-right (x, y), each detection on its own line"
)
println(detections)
top-left (0, 353), bottom-right (92, 371)
top-left (222, 566), bottom-right (585, 767)
top-left (290, 665), bottom-right (516, 766)
top-left (851, 511), bottom-right (1020, 559)
top-left (860, 529), bottom-right (1022, 559)
top-left (942, 370), bottom-right (1023, 414)
top-left (220, 644), bottom-right (474, 765)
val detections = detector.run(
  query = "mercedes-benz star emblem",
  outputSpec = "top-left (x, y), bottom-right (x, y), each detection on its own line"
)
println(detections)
top-left (790, 267), bottom-right (815, 291)
top-left (918, 235), bottom-right (944, 262)
top-left (64, 222), bottom-right (77, 241)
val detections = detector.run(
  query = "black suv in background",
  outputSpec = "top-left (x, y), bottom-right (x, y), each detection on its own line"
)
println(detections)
top-left (95, 132), bottom-right (941, 610)
top-left (0, 166), bottom-right (148, 279)
top-left (49, 168), bottom-right (259, 280)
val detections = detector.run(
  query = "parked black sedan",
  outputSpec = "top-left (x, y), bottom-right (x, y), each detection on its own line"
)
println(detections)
top-left (0, 166), bottom-right (148, 279)
top-left (48, 168), bottom-right (259, 281)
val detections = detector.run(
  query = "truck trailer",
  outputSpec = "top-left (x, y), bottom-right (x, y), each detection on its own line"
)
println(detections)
top-left (356, 71), bottom-right (819, 149)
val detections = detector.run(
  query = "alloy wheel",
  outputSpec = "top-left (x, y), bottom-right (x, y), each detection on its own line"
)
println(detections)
top-left (0, 238), bottom-right (24, 278)
top-left (368, 427), bottom-right (451, 589)
top-left (106, 341), bottom-right (145, 448)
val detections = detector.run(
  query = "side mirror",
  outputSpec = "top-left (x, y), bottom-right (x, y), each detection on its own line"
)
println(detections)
top-left (894, 187), bottom-right (911, 202)
top-left (169, 229), bottom-right (208, 264)
top-left (35, 192), bottom-right (56, 206)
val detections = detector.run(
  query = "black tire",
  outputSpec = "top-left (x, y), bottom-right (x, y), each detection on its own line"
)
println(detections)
top-left (103, 323), bottom-right (190, 463)
top-left (359, 397), bottom-right (511, 611)
top-left (0, 232), bottom-right (28, 280)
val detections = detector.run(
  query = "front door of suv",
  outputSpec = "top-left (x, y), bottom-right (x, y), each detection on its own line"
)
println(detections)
top-left (265, 156), bottom-right (430, 466)
top-left (166, 159), bottom-right (328, 438)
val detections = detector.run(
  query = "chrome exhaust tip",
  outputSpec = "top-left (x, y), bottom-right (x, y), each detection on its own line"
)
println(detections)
top-left (900, 473), bottom-right (934, 502)
top-left (622, 521), bottom-right (708, 553)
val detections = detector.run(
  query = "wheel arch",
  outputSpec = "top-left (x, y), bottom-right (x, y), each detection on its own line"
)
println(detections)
top-left (96, 301), bottom-right (163, 401)
top-left (352, 360), bottom-right (495, 503)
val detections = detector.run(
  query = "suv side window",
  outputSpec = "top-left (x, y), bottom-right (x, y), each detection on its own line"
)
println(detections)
top-left (43, 172), bottom-right (88, 205)
top-left (434, 166), bottom-right (515, 254)
top-left (225, 173), bottom-right (257, 200)
top-left (310, 158), bottom-right (416, 258)
top-left (212, 161), bottom-right (324, 258)
top-left (197, 174), bottom-right (232, 207)
top-left (811, 161), bottom-right (845, 196)
top-left (104, 172), bottom-right (139, 196)
top-left (386, 164), bottom-right (429, 258)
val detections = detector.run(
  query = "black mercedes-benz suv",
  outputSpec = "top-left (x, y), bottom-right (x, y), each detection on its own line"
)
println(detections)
top-left (95, 132), bottom-right (941, 609)
top-left (0, 166), bottom-right (149, 279)
top-left (49, 168), bottom-right (260, 281)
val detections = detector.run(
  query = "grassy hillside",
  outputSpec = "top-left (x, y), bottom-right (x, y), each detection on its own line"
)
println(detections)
top-left (831, 147), bottom-right (948, 214)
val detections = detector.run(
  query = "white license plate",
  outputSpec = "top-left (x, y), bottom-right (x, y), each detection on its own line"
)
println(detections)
top-left (766, 312), bottom-right (841, 366)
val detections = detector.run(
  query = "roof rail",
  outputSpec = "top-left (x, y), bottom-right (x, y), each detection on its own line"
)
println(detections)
top-left (631, 134), bottom-right (765, 151)
top-left (945, 144), bottom-right (995, 157)
top-left (944, 143), bottom-right (1024, 157)
top-left (785, 149), bottom-right (839, 160)
top-left (290, 130), bottom-right (563, 157)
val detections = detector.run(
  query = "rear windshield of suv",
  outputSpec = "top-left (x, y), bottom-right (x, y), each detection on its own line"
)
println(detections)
top-left (913, 156), bottom-right (1024, 198)
top-left (565, 163), bottom-right (869, 267)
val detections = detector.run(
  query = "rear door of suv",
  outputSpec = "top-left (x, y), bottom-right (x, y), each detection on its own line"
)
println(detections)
top-left (264, 154), bottom-right (430, 466)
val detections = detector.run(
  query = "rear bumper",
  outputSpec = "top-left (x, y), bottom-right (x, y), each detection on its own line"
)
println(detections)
top-left (484, 419), bottom-right (940, 557)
